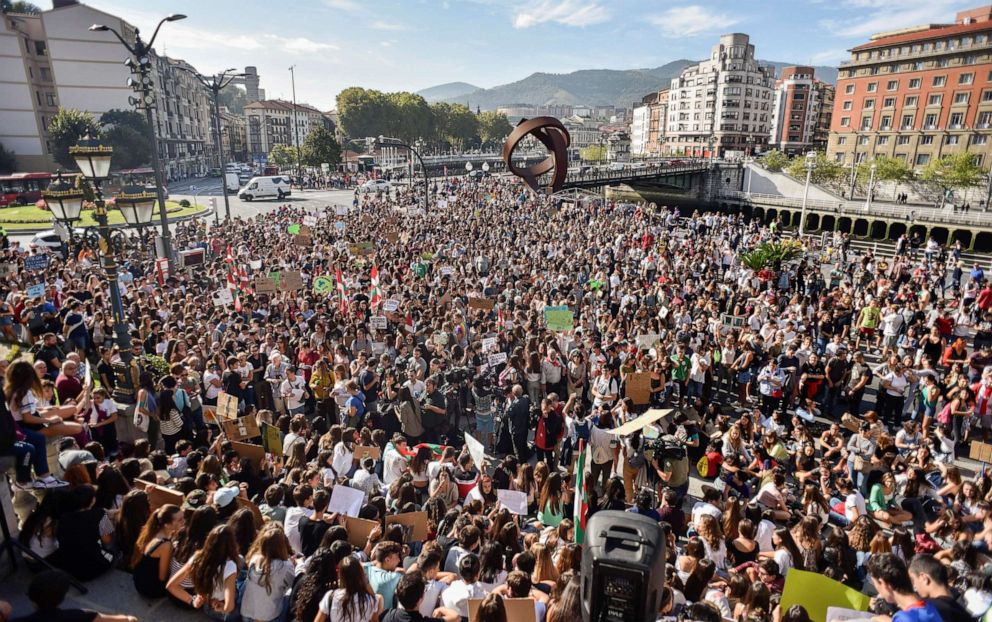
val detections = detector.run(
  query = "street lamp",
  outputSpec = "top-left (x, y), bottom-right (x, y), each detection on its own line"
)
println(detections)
top-left (482, 162), bottom-right (490, 175)
top-left (465, 162), bottom-right (473, 172)
top-left (798, 151), bottom-right (816, 237)
top-left (864, 162), bottom-right (877, 213)
top-left (378, 135), bottom-right (429, 212)
top-left (45, 138), bottom-right (155, 404)
top-left (89, 13), bottom-right (186, 270)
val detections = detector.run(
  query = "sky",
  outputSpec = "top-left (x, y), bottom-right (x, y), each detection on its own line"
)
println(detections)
top-left (74, 0), bottom-right (982, 111)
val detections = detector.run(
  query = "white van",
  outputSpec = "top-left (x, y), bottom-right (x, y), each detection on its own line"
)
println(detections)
top-left (225, 172), bottom-right (241, 193)
top-left (237, 176), bottom-right (292, 201)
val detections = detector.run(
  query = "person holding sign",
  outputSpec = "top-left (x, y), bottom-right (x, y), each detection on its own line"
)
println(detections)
top-left (281, 366), bottom-right (308, 416)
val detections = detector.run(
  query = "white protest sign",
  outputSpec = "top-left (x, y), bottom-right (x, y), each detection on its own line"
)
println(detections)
top-left (211, 288), bottom-right (234, 307)
top-left (303, 215), bottom-right (317, 227)
top-left (496, 489), bottom-right (528, 515)
top-left (249, 260), bottom-right (263, 271)
top-left (437, 199), bottom-right (448, 210)
top-left (370, 316), bottom-right (388, 330)
top-left (439, 266), bottom-right (453, 277)
top-left (464, 432), bottom-right (487, 471)
top-left (327, 484), bottom-right (365, 518)
top-left (487, 352), bottom-right (507, 367)
top-left (383, 299), bottom-right (400, 312)
top-left (481, 337), bottom-right (498, 353)
top-left (335, 205), bottom-right (348, 216)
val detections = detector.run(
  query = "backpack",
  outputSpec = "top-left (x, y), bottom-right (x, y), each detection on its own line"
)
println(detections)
top-left (696, 455), bottom-right (709, 478)
top-left (574, 418), bottom-right (590, 443)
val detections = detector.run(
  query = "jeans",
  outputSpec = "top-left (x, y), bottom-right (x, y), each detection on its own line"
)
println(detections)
top-left (17, 426), bottom-right (49, 477)
top-left (9, 440), bottom-right (37, 482)
top-left (590, 460), bottom-right (612, 496)
top-left (687, 380), bottom-right (704, 399)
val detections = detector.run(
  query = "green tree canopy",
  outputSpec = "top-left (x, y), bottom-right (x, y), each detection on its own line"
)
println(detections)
top-left (386, 92), bottom-right (432, 143)
top-left (477, 111), bottom-right (512, 148)
top-left (301, 125), bottom-right (341, 167)
top-left (785, 151), bottom-right (845, 185)
top-left (217, 85), bottom-right (247, 115)
top-left (1, 1), bottom-right (41, 14)
top-left (48, 108), bottom-right (101, 169)
top-left (758, 149), bottom-right (788, 172)
top-left (919, 152), bottom-right (985, 191)
top-left (99, 109), bottom-right (152, 170)
top-left (337, 87), bottom-right (391, 139)
top-left (430, 102), bottom-right (478, 150)
top-left (268, 144), bottom-right (299, 168)
top-left (580, 144), bottom-right (607, 162)
top-left (856, 155), bottom-right (913, 183)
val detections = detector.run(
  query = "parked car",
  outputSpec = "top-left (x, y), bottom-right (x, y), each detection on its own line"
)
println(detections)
top-left (29, 230), bottom-right (65, 255)
top-left (207, 168), bottom-right (222, 178)
top-left (360, 180), bottom-right (391, 193)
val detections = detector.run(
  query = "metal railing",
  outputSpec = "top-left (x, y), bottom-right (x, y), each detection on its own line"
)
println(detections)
top-left (716, 191), bottom-right (992, 228)
top-left (564, 162), bottom-right (711, 185)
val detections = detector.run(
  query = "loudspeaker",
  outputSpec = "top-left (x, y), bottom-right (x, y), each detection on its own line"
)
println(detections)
top-left (179, 248), bottom-right (205, 268)
top-left (581, 510), bottom-right (666, 622)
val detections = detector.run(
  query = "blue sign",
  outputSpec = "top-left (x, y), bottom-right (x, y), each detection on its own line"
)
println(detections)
top-left (26, 283), bottom-right (45, 298)
top-left (24, 254), bottom-right (49, 271)
top-left (335, 221), bottom-right (345, 231)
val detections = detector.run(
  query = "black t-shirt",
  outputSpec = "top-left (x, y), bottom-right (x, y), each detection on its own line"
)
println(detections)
top-left (382, 608), bottom-right (443, 622)
top-left (927, 595), bottom-right (973, 622)
top-left (298, 515), bottom-right (331, 557)
top-left (12, 608), bottom-right (98, 622)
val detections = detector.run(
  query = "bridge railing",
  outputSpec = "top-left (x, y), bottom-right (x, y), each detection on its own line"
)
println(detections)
top-left (716, 191), bottom-right (991, 228)
top-left (564, 162), bottom-right (710, 185)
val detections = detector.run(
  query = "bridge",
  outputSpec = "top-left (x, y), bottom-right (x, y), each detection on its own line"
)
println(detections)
top-left (561, 162), bottom-right (711, 190)
top-left (714, 190), bottom-right (992, 252)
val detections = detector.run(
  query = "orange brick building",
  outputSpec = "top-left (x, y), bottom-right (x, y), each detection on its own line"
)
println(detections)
top-left (827, 5), bottom-right (992, 169)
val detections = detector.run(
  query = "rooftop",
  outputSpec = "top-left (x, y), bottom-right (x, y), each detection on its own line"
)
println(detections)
top-left (244, 99), bottom-right (322, 115)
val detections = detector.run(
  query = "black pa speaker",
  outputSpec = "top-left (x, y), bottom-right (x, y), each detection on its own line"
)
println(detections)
top-left (581, 510), bottom-right (666, 622)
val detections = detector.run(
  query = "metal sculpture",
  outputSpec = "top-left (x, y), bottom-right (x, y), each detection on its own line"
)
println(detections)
top-left (502, 116), bottom-right (571, 194)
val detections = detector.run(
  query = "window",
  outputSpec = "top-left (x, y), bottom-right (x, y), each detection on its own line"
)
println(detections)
top-left (33, 40), bottom-right (45, 56)
top-left (909, 78), bottom-right (922, 88)
top-left (878, 136), bottom-right (889, 145)
top-left (861, 117), bottom-right (872, 130)
top-left (983, 90), bottom-right (992, 102)
top-left (840, 116), bottom-right (850, 127)
top-left (974, 135), bottom-right (989, 145)
top-left (842, 100), bottom-right (853, 111)
top-left (954, 93), bottom-right (969, 104)
top-left (887, 80), bottom-right (898, 90)
top-left (897, 135), bottom-right (911, 145)
top-left (928, 94), bottom-right (943, 106)
top-left (883, 97), bottom-right (896, 108)
top-left (859, 135), bottom-right (870, 145)
top-left (978, 111), bottom-right (992, 126)
top-left (837, 136), bottom-right (847, 145)
top-left (901, 114), bottom-right (914, 128)
top-left (960, 73), bottom-right (975, 84)
top-left (880, 115), bottom-right (892, 129)
top-left (864, 99), bottom-right (875, 109)
top-left (867, 82), bottom-right (878, 92)
top-left (950, 112), bottom-right (964, 126)
top-left (905, 95), bottom-right (918, 107)
top-left (933, 75), bottom-right (946, 87)
top-left (45, 93), bottom-right (55, 106)
top-left (936, 58), bottom-right (949, 68)
top-left (921, 135), bottom-right (934, 144)
top-left (39, 67), bottom-right (50, 82)
top-left (916, 153), bottom-right (931, 165)
top-left (924, 113), bottom-right (938, 127)
top-left (946, 135), bottom-right (960, 145)
top-left (845, 84), bottom-right (855, 94)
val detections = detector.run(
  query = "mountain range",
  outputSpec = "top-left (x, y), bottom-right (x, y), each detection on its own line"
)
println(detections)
top-left (417, 61), bottom-right (839, 111)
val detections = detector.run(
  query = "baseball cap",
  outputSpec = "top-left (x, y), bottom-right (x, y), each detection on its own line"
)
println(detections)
top-left (213, 486), bottom-right (239, 508)
top-left (184, 489), bottom-right (207, 511)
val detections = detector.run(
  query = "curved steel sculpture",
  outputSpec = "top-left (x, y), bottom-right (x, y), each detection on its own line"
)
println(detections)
top-left (502, 116), bottom-right (571, 194)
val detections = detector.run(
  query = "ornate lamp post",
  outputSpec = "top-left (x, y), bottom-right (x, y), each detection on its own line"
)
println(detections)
top-left (798, 151), bottom-right (817, 237)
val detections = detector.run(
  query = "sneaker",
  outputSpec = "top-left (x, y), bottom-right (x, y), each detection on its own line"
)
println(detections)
top-left (12, 480), bottom-right (33, 492)
top-left (39, 475), bottom-right (68, 488)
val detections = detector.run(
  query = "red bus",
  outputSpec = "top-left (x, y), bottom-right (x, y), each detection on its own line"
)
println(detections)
top-left (0, 172), bottom-right (65, 207)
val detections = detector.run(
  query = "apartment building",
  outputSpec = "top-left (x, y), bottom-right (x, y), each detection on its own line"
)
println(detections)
top-left (769, 66), bottom-right (835, 154)
top-left (245, 99), bottom-right (325, 161)
top-left (827, 5), bottom-right (992, 168)
top-left (630, 90), bottom-right (669, 156)
top-left (666, 33), bottom-right (775, 157)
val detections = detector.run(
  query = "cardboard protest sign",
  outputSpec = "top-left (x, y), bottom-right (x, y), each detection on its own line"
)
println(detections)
top-left (287, 223), bottom-right (301, 235)
top-left (780, 569), bottom-right (870, 622)
top-left (211, 288), bottom-right (234, 307)
top-left (262, 422), bottom-right (283, 455)
top-left (383, 299), bottom-right (400, 312)
top-left (386, 511), bottom-right (429, 542)
top-left (543, 305), bottom-right (574, 331)
top-left (313, 276), bottom-right (335, 294)
top-left (496, 489), bottom-right (528, 515)
top-left (465, 432), bottom-right (487, 471)
top-left (26, 283), bottom-right (45, 299)
top-left (0, 263), bottom-right (17, 277)
top-left (487, 352), bottom-right (507, 367)
top-left (254, 275), bottom-right (278, 294)
top-left (468, 296), bottom-right (495, 311)
top-left (625, 372), bottom-right (653, 405)
top-left (221, 415), bottom-right (261, 442)
top-left (294, 234), bottom-right (311, 247)
top-left (439, 266), bottom-right (454, 277)
top-left (353, 445), bottom-right (381, 461)
top-left (344, 517), bottom-right (378, 548)
top-left (216, 392), bottom-right (239, 421)
top-left (136, 479), bottom-right (183, 511)
top-left (280, 270), bottom-right (304, 292)
top-left (481, 337), bottom-right (498, 353)
top-left (721, 314), bottom-right (745, 328)
top-left (970, 441), bottom-right (992, 463)
top-left (468, 598), bottom-right (536, 622)
top-left (370, 316), bottom-right (388, 330)
top-left (231, 441), bottom-right (265, 467)
top-left (236, 496), bottom-right (264, 528)
top-left (249, 260), bottom-right (263, 270)
top-left (635, 334), bottom-right (662, 350)
top-left (334, 205), bottom-right (349, 216)
top-left (608, 408), bottom-right (673, 436)
top-left (24, 254), bottom-right (48, 271)
top-left (384, 232), bottom-right (398, 244)
top-left (348, 242), bottom-right (374, 256)
top-left (327, 485), bottom-right (365, 518)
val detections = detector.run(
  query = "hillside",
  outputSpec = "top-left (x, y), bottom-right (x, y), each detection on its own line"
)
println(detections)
top-left (416, 82), bottom-right (481, 103)
top-left (434, 60), bottom-right (839, 110)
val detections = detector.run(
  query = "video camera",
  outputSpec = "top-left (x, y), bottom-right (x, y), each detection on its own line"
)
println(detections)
top-left (644, 436), bottom-right (686, 461)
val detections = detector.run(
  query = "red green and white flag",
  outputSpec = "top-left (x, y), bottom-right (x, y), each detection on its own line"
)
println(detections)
top-left (369, 265), bottom-right (382, 309)
top-left (573, 440), bottom-right (589, 545)
top-left (335, 268), bottom-right (348, 316)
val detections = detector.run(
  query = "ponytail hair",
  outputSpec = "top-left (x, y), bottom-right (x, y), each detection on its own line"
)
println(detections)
top-left (130, 503), bottom-right (181, 569)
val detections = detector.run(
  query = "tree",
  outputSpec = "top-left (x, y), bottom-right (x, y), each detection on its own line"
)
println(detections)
top-left (0, 143), bottom-right (15, 174)
top-left (1, 1), bottom-right (41, 14)
top-left (99, 109), bottom-right (152, 170)
top-left (217, 85), bottom-right (247, 115)
top-left (430, 102), bottom-right (478, 151)
top-left (337, 87), bottom-right (391, 139)
top-left (580, 144), bottom-right (607, 162)
top-left (301, 125), bottom-right (341, 167)
top-left (47, 108), bottom-right (101, 169)
top-left (268, 144), bottom-right (300, 168)
top-left (758, 149), bottom-right (788, 172)
top-left (477, 111), bottom-right (513, 148)
top-left (920, 152), bottom-right (985, 196)
top-left (856, 155), bottom-right (913, 183)
top-left (387, 92), bottom-right (432, 143)
top-left (785, 151), bottom-right (845, 185)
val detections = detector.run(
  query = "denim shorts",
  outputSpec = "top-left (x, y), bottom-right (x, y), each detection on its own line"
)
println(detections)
top-left (475, 413), bottom-right (494, 434)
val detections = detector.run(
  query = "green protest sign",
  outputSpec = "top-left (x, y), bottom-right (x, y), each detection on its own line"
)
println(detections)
top-left (287, 224), bottom-right (301, 235)
top-left (313, 276), bottom-right (335, 294)
top-left (544, 305), bottom-right (574, 332)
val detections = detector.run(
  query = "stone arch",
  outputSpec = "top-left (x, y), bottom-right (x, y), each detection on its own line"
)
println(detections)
top-left (853, 218), bottom-right (870, 237)
top-left (975, 232), bottom-right (992, 253)
top-left (869, 221), bottom-right (888, 240)
top-left (805, 213), bottom-right (820, 232)
top-left (930, 227), bottom-right (949, 245)
top-left (837, 216), bottom-right (853, 235)
top-left (821, 215), bottom-right (836, 231)
top-left (951, 229), bottom-right (973, 249)
top-left (887, 222), bottom-right (907, 241)
top-left (767, 209), bottom-right (778, 223)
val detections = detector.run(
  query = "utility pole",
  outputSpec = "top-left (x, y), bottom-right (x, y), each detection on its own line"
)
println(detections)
top-left (289, 65), bottom-right (302, 182)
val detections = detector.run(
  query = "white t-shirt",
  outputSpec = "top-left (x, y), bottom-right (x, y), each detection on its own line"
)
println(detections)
top-left (845, 491), bottom-right (867, 522)
top-left (206, 558), bottom-right (237, 602)
top-left (756, 519), bottom-right (775, 553)
top-left (441, 580), bottom-right (488, 619)
top-left (9, 391), bottom-right (37, 423)
top-left (419, 578), bottom-right (449, 618)
top-left (318, 588), bottom-right (377, 622)
top-left (203, 370), bottom-right (222, 399)
top-left (774, 549), bottom-right (794, 576)
top-left (283, 506), bottom-right (314, 555)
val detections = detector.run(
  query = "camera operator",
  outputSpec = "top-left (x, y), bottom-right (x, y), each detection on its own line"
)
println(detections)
top-left (506, 384), bottom-right (532, 463)
top-left (653, 434), bottom-right (690, 505)
top-left (471, 375), bottom-right (497, 451)
top-left (421, 375), bottom-right (447, 443)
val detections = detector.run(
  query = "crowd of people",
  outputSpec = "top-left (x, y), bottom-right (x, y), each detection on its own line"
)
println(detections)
top-left (1, 173), bottom-right (992, 622)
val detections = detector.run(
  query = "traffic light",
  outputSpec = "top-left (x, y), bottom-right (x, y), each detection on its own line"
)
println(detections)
top-left (123, 54), bottom-right (155, 111)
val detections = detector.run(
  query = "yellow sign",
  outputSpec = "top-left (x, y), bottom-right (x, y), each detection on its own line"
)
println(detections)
top-left (780, 569), bottom-right (871, 622)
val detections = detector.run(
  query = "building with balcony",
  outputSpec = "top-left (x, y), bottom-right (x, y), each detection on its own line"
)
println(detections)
top-left (666, 33), bottom-right (775, 157)
top-left (827, 5), bottom-right (992, 169)
top-left (245, 99), bottom-right (325, 161)
top-left (769, 66), bottom-right (835, 155)
top-left (631, 90), bottom-right (669, 156)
